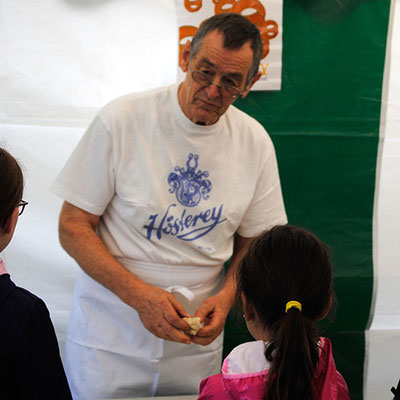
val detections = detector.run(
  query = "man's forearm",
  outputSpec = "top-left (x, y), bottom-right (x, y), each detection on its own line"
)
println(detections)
top-left (59, 202), bottom-right (147, 308)
top-left (218, 234), bottom-right (252, 309)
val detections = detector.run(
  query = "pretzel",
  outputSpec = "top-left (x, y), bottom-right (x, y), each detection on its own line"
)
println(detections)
top-left (259, 19), bottom-right (278, 40)
top-left (214, 0), bottom-right (236, 14)
top-left (232, 0), bottom-right (265, 26)
top-left (185, 0), bottom-right (202, 13)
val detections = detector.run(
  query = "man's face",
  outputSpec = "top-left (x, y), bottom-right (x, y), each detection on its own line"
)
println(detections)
top-left (178, 30), bottom-right (260, 126)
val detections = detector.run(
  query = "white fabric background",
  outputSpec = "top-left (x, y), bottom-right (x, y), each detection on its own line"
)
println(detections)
top-left (0, 0), bottom-right (178, 359)
top-left (0, 1), bottom-right (399, 397)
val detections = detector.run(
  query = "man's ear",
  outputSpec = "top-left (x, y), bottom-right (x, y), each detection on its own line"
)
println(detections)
top-left (179, 40), bottom-right (192, 73)
top-left (241, 71), bottom-right (262, 99)
top-left (241, 292), bottom-right (255, 321)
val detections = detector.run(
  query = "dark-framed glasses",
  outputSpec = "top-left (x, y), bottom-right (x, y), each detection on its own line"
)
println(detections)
top-left (190, 68), bottom-right (245, 99)
top-left (17, 200), bottom-right (28, 216)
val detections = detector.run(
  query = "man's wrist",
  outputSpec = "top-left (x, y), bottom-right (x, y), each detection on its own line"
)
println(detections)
top-left (217, 286), bottom-right (236, 311)
top-left (117, 271), bottom-right (148, 309)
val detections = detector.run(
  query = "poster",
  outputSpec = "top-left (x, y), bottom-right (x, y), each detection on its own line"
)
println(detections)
top-left (176, 0), bottom-right (283, 90)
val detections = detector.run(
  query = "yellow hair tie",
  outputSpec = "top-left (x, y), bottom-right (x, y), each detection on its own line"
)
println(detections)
top-left (285, 300), bottom-right (302, 313)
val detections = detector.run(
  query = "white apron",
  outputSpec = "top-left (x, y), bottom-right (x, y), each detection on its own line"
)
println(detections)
top-left (65, 259), bottom-right (224, 399)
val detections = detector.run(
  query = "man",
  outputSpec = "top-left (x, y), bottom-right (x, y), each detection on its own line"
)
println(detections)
top-left (52, 12), bottom-right (287, 399)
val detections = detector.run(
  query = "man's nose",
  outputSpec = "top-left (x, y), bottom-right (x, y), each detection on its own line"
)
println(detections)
top-left (205, 82), bottom-right (221, 100)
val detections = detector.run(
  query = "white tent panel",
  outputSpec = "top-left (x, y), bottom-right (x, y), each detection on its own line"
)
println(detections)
top-left (0, 0), bottom-right (179, 360)
top-left (367, 0), bottom-right (400, 398)
top-left (0, 0), bottom-right (178, 127)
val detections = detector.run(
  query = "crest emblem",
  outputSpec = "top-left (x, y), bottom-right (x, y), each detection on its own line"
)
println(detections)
top-left (168, 153), bottom-right (212, 207)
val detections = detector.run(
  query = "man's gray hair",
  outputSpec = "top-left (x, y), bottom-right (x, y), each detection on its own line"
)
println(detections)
top-left (190, 13), bottom-right (263, 85)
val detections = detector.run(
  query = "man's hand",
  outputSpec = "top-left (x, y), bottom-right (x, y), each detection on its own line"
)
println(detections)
top-left (133, 282), bottom-right (193, 344)
top-left (190, 235), bottom-right (252, 346)
top-left (190, 292), bottom-right (232, 346)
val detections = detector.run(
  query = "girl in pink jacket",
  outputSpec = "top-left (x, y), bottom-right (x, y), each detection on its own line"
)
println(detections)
top-left (198, 225), bottom-right (350, 400)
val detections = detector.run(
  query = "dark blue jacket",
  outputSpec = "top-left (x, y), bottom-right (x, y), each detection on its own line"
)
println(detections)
top-left (0, 274), bottom-right (72, 399)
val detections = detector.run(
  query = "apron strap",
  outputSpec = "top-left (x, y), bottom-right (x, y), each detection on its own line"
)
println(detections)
top-left (165, 286), bottom-right (195, 303)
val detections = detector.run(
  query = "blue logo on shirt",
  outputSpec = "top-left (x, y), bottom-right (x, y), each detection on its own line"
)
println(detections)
top-left (168, 153), bottom-right (211, 207)
top-left (144, 203), bottom-right (226, 241)
top-left (144, 153), bottom-right (227, 242)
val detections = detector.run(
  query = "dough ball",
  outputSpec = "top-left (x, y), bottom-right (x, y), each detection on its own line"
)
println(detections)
top-left (183, 317), bottom-right (202, 336)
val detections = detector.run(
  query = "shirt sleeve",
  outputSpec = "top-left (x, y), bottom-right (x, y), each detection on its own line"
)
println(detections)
top-left (50, 115), bottom-right (115, 216)
top-left (237, 134), bottom-right (287, 238)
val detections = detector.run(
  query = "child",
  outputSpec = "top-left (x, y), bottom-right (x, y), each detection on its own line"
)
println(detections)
top-left (0, 148), bottom-right (72, 399)
top-left (197, 225), bottom-right (350, 400)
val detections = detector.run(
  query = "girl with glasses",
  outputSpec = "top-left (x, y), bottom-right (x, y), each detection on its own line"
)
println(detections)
top-left (0, 147), bottom-right (72, 399)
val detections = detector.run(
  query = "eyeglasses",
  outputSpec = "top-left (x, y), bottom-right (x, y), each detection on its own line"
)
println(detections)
top-left (17, 200), bottom-right (28, 216)
top-left (190, 68), bottom-right (245, 99)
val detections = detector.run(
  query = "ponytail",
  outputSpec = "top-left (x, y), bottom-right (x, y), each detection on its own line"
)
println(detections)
top-left (264, 308), bottom-right (319, 400)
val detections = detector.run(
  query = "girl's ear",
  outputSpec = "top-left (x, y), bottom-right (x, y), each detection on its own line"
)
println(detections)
top-left (0, 208), bottom-right (19, 252)
top-left (241, 292), bottom-right (255, 321)
top-left (3, 207), bottom-right (18, 235)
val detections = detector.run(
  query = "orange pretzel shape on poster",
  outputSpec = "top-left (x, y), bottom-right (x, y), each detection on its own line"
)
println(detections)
top-left (184, 0), bottom-right (203, 13)
top-left (182, 0), bottom-right (279, 61)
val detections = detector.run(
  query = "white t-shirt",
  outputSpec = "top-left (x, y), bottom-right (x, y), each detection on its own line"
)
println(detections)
top-left (52, 84), bottom-right (287, 267)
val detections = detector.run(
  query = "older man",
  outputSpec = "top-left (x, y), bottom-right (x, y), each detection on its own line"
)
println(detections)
top-left (52, 12), bottom-right (286, 399)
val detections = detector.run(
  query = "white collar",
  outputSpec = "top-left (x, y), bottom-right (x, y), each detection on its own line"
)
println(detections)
top-left (223, 340), bottom-right (270, 374)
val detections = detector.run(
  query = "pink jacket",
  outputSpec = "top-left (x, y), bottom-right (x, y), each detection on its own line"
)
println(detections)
top-left (197, 337), bottom-right (350, 399)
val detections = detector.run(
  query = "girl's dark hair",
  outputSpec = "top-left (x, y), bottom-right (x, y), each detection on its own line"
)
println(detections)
top-left (0, 148), bottom-right (24, 228)
top-left (236, 225), bottom-right (334, 400)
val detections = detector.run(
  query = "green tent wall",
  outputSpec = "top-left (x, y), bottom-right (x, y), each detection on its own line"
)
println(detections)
top-left (223, 1), bottom-right (391, 399)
